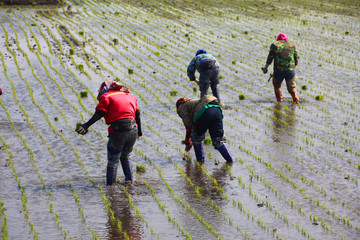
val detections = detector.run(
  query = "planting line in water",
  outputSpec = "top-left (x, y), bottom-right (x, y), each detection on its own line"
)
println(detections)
top-left (15, 1), bottom-right (360, 238)
top-left (0, 37), bottom-right (102, 240)
top-left (0, 101), bottom-right (41, 239)
top-left (0, 139), bottom-right (10, 240)
top-left (227, 133), bottom-right (359, 235)
top-left (1, 14), bottom-right (122, 239)
top-left (125, 115), bottom-right (294, 239)
top-left (136, 174), bottom-right (192, 239)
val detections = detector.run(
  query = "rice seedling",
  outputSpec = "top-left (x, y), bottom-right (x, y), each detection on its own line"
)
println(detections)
top-left (169, 90), bottom-right (178, 96)
top-left (136, 164), bottom-right (146, 173)
top-left (315, 95), bottom-right (324, 100)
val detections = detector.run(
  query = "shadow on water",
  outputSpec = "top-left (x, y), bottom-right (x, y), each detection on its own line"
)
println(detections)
top-left (105, 187), bottom-right (143, 240)
top-left (271, 102), bottom-right (298, 143)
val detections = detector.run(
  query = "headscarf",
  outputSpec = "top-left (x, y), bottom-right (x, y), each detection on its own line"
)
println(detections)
top-left (97, 81), bottom-right (130, 100)
top-left (277, 33), bottom-right (288, 41)
top-left (176, 97), bottom-right (191, 109)
top-left (196, 49), bottom-right (207, 56)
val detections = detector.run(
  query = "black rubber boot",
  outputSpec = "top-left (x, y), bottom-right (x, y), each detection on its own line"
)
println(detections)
top-left (106, 166), bottom-right (118, 185)
top-left (217, 145), bottom-right (233, 162)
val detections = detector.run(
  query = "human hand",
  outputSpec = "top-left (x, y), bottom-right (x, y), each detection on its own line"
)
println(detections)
top-left (261, 67), bottom-right (268, 74)
top-left (185, 138), bottom-right (193, 151)
top-left (76, 125), bottom-right (88, 135)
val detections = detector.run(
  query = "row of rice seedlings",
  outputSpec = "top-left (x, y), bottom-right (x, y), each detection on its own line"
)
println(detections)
top-left (227, 127), bottom-right (359, 234)
top-left (83, 0), bottom-right (356, 235)
top-left (19, 1), bottom-right (358, 238)
top-left (0, 60), bottom-right (83, 238)
top-left (210, 100), bottom-right (356, 234)
top-left (53, 6), bottom-right (109, 76)
top-left (172, 20), bottom-right (360, 225)
top-left (74, 6), bottom-right (358, 233)
top-left (90, 1), bottom-right (354, 238)
top-left (0, 102), bottom-right (39, 239)
top-left (46, 190), bottom-right (74, 239)
top-left (186, 7), bottom-right (360, 131)
top-left (0, 142), bottom-right (10, 240)
top-left (76, 4), bottom-right (184, 107)
top-left (138, 175), bottom-right (192, 239)
top-left (216, 73), bottom-right (359, 196)
top-left (133, 111), bottom-right (284, 239)
top-left (0, 39), bottom-right (91, 239)
top-left (1, 15), bottom-right (112, 239)
top-left (81, 2), bottom-right (194, 91)
top-left (27, 12), bottom-right (100, 110)
top-left (39, 9), bottom-right (93, 79)
top-left (120, 186), bottom-right (160, 239)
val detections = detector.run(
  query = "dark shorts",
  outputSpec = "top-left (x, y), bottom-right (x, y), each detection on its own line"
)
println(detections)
top-left (273, 70), bottom-right (296, 91)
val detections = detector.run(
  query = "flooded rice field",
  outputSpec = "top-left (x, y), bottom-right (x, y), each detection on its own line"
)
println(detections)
top-left (0, 0), bottom-right (359, 239)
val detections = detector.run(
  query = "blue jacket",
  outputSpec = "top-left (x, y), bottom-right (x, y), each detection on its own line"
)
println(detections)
top-left (187, 53), bottom-right (219, 81)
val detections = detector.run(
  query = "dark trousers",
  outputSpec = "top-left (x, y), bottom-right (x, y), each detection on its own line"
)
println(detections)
top-left (199, 62), bottom-right (220, 100)
top-left (192, 107), bottom-right (224, 148)
top-left (107, 127), bottom-right (137, 181)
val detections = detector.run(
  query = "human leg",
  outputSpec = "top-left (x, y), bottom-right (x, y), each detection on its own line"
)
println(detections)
top-left (272, 73), bottom-right (284, 102)
top-left (107, 137), bottom-right (122, 185)
top-left (199, 69), bottom-right (212, 98)
top-left (206, 108), bottom-right (233, 162)
top-left (210, 66), bottom-right (220, 100)
top-left (285, 71), bottom-right (299, 103)
top-left (119, 128), bottom-right (137, 182)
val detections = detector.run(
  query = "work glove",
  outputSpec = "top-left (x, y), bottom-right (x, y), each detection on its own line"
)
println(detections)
top-left (185, 138), bottom-right (193, 151)
top-left (184, 126), bottom-right (193, 151)
top-left (76, 125), bottom-right (88, 135)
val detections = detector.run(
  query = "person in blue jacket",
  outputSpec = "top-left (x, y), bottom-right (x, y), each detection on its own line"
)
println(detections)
top-left (187, 49), bottom-right (221, 102)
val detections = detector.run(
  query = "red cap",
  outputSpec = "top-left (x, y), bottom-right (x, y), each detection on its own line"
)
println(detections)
top-left (176, 97), bottom-right (190, 109)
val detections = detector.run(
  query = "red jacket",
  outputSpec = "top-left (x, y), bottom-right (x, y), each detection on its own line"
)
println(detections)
top-left (96, 90), bottom-right (139, 131)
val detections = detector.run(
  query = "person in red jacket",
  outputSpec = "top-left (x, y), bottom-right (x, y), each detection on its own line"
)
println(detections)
top-left (76, 81), bottom-right (142, 185)
top-left (0, 88), bottom-right (2, 95)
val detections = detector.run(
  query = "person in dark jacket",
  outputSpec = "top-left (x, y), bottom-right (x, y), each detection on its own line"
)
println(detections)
top-left (176, 95), bottom-right (232, 163)
top-left (187, 49), bottom-right (221, 102)
top-left (76, 81), bottom-right (142, 185)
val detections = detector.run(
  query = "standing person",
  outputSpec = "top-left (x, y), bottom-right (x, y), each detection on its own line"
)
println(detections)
top-left (76, 81), bottom-right (142, 186)
top-left (176, 95), bottom-right (232, 163)
top-left (187, 49), bottom-right (221, 102)
top-left (0, 88), bottom-right (2, 95)
top-left (262, 33), bottom-right (300, 103)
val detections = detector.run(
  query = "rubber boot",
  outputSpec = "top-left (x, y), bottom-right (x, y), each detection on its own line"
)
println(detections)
top-left (106, 166), bottom-right (118, 185)
top-left (290, 90), bottom-right (300, 103)
top-left (217, 145), bottom-right (233, 162)
top-left (274, 88), bottom-right (283, 102)
top-left (193, 143), bottom-right (205, 162)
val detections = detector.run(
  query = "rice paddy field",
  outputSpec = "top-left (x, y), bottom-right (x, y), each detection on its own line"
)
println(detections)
top-left (0, 0), bottom-right (359, 239)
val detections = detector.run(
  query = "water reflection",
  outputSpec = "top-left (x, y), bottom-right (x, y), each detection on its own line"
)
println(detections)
top-left (105, 186), bottom-right (142, 240)
top-left (271, 103), bottom-right (298, 143)
top-left (185, 160), bottom-right (231, 198)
